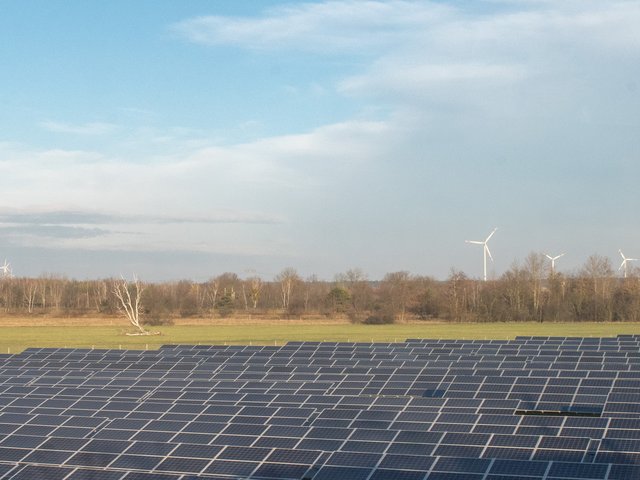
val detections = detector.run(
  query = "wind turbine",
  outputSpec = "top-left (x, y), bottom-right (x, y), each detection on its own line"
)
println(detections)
top-left (465, 228), bottom-right (497, 281)
top-left (545, 253), bottom-right (565, 274)
top-left (0, 260), bottom-right (12, 278)
top-left (619, 249), bottom-right (638, 278)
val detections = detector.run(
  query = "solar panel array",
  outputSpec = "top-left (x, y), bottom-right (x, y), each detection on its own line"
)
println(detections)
top-left (1, 335), bottom-right (640, 479)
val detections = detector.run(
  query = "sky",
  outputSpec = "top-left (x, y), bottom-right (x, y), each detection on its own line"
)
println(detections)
top-left (0, 0), bottom-right (639, 282)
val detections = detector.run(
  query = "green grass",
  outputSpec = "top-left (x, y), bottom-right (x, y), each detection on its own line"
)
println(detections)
top-left (2, 322), bottom-right (640, 353)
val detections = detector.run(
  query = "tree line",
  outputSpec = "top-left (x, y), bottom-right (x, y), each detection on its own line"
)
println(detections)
top-left (1, 253), bottom-right (639, 323)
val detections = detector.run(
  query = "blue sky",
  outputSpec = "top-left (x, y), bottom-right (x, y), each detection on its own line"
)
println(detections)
top-left (1, 0), bottom-right (639, 281)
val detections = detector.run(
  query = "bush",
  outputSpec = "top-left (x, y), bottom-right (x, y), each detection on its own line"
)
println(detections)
top-left (179, 296), bottom-right (199, 317)
top-left (363, 313), bottom-right (395, 325)
top-left (215, 293), bottom-right (235, 318)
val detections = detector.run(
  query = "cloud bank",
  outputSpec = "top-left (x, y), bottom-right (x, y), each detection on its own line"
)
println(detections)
top-left (2, 0), bottom-right (639, 279)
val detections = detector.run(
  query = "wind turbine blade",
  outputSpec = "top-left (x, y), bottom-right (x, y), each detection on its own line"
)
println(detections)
top-left (485, 227), bottom-right (498, 242)
top-left (466, 240), bottom-right (483, 245)
top-left (619, 260), bottom-right (626, 270)
top-left (557, 253), bottom-right (565, 259)
top-left (545, 254), bottom-right (553, 260)
top-left (485, 244), bottom-right (494, 262)
top-left (620, 250), bottom-right (626, 260)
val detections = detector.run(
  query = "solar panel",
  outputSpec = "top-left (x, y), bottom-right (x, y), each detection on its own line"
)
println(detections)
top-left (2, 337), bottom-right (640, 478)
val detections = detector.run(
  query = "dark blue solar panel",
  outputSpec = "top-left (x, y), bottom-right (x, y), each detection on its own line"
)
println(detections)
top-left (432, 456), bottom-right (491, 474)
top-left (312, 466), bottom-right (373, 480)
top-left (1, 434), bottom-right (46, 448)
top-left (22, 449), bottom-right (74, 464)
top-left (204, 460), bottom-right (259, 476)
top-left (327, 451), bottom-right (382, 468)
top-left (9, 465), bottom-right (74, 479)
top-left (110, 454), bottom-right (163, 470)
top-left (67, 451), bottom-right (119, 467)
top-left (0, 446), bottom-right (32, 462)
top-left (378, 454), bottom-right (435, 471)
top-left (608, 464), bottom-right (640, 479)
top-left (122, 473), bottom-right (182, 480)
top-left (265, 448), bottom-right (321, 464)
top-left (426, 472), bottom-right (485, 480)
top-left (170, 443), bottom-right (222, 458)
top-left (253, 463), bottom-right (312, 479)
top-left (489, 459), bottom-right (549, 476)
top-left (369, 470), bottom-right (426, 480)
top-left (155, 457), bottom-right (210, 473)
top-left (65, 470), bottom-right (126, 480)
top-left (546, 461), bottom-right (609, 479)
top-left (3, 338), bottom-right (640, 478)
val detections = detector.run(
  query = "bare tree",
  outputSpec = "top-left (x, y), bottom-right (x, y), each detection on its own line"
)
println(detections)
top-left (205, 278), bottom-right (220, 312)
top-left (22, 278), bottom-right (38, 314)
top-left (335, 268), bottom-right (373, 321)
top-left (247, 276), bottom-right (263, 309)
top-left (113, 275), bottom-right (154, 335)
top-left (581, 254), bottom-right (614, 321)
top-left (524, 252), bottom-right (547, 321)
top-left (49, 276), bottom-right (65, 312)
top-left (93, 280), bottom-right (108, 313)
top-left (381, 271), bottom-right (414, 322)
top-left (275, 267), bottom-right (300, 311)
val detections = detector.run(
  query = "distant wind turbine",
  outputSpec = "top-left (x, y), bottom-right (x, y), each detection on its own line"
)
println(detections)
top-left (1, 260), bottom-right (12, 278)
top-left (545, 253), bottom-right (565, 274)
top-left (619, 249), bottom-right (638, 278)
top-left (465, 228), bottom-right (497, 281)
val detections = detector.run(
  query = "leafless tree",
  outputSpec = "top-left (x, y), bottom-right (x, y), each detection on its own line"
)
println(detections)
top-left (113, 275), bottom-right (153, 335)
top-left (381, 271), bottom-right (414, 322)
top-left (48, 276), bottom-right (65, 311)
top-left (524, 252), bottom-right (547, 320)
top-left (247, 276), bottom-right (263, 309)
top-left (92, 280), bottom-right (108, 312)
top-left (22, 278), bottom-right (38, 314)
top-left (36, 277), bottom-right (48, 310)
top-left (336, 268), bottom-right (372, 320)
top-left (205, 278), bottom-right (220, 311)
top-left (581, 254), bottom-right (614, 321)
top-left (275, 267), bottom-right (300, 310)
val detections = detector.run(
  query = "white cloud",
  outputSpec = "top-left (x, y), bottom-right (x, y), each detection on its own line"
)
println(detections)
top-left (173, 0), bottom-right (452, 53)
top-left (173, 1), bottom-right (640, 56)
top-left (40, 120), bottom-right (118, 135)
top-left (4, 0), bottom-right (639, 279)
top-left (173, 0), bottom-right (640, 117)
top-left (0, 207), bottom-right (286, 256)
top-left (0, 117), bottom-right (397, 257)
top-left (340, 62), bottom-right (527, 97)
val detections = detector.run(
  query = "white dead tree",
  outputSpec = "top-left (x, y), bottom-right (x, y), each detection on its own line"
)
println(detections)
top-left (113, 275), bottom-right (156, 335)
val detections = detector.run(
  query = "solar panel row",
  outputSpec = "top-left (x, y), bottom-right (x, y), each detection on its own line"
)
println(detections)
top-left (1, 335), bottom-right (640, 478)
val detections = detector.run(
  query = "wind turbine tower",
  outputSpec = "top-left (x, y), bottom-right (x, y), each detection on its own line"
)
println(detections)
top-left (465, 228), bottom-right (497, 282)
top-left (545, 253), bottom-right (565, 274)
top-left (619, 250), bottom-right (638, 279)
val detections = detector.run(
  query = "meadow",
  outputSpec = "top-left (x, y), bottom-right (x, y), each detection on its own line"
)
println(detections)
top-left (2, 318), bottom-right (640, 353)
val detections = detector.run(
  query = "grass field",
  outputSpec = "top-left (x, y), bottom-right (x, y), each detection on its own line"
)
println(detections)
top-left (2, 320), bottom-right (640, 353)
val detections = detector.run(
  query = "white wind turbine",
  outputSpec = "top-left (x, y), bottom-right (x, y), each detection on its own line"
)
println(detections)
top-left (465, 228), bottom-right (497, 282)
top-left (545, 253), bottom-right (565, 274)
top-left (619, 249), bottom-right (638, 278)
top-left (1, 259), bottom-right (12, 278)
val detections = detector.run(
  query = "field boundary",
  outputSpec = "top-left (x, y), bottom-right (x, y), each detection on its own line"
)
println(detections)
top-left (1, 321), bottom-right (640, 354)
